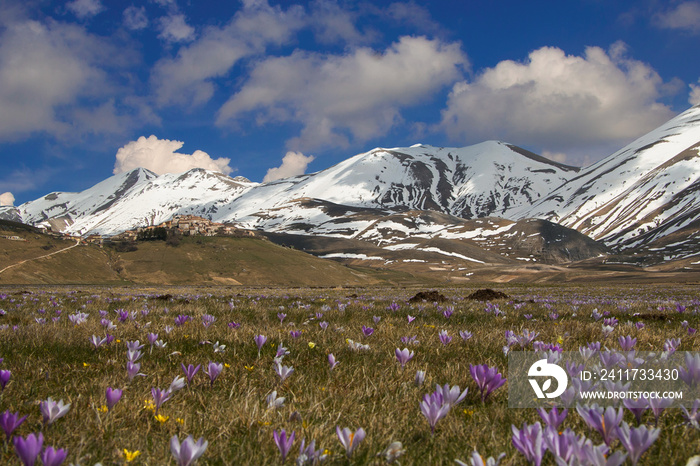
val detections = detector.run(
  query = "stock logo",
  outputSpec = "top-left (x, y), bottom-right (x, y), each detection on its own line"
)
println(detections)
top-left (528, 358), bottom-right (568, 399)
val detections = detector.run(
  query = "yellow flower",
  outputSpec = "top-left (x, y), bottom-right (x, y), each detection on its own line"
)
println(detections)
top-left (302, 421), bottom-right (308, 429)
top-left (308, 342), bottom-right (316, 349)
top-left (123, 449), bottom-right (141, 462)
top-left (154, 414), bottom-right (169, 423)
top-left (423, 324), bottom-right (436, 328)
top-left (143, 399), bottom-right (156, 412)
top-left (83, 362), bottom-right (90, 367)
top-left (463, 408), bottom-right (474, 417)
top-left (244, 365), bottom-right (254, 371)
top-left (556, 336), bottom-right (564, 345)
top-left (116, 339), bottom-right (121, 343)
top-left (97, 405), bottom-right (108, 413)
top-left (224, 363), bottom-right (231, 368)
top-left (176, 418), bottom-right (185, 425)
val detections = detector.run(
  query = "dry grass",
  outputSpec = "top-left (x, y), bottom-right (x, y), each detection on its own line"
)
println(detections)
top-left (0, 284), bottom-right (699, 465)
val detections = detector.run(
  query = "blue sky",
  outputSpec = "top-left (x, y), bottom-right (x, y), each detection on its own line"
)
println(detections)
top-left (1, 0), bottom-right (699, 207)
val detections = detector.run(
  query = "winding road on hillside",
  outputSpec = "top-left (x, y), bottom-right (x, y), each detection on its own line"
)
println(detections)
top-left (0, 239), bottom-right (81, 275)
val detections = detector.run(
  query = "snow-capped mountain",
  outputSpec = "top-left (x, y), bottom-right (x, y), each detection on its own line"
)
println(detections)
top-left (10, 104), bottom-right (700, 266)
top-left (517, 105), bottom-right (700, 253)
top-left (16, 141), bottom-right (577, 238)
top-left (18, 168), bottom-right (256, 236)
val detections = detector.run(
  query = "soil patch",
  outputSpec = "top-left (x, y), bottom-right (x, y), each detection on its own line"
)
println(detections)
top-left (466, 289), bottom-right (510, 301)
top-left (408, 290), bottom-right (448, 303)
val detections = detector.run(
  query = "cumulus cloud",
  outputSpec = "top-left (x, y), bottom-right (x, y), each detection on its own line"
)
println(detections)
top-left (439, 43), bottom-right (676, 164)
top-left (217, 36), bottom-right (467, 151)
top-left (0, 192), bottom-right (15, 206)
top-left (66, 0), bottom-right (104, 19)
top-left (691, 80), bottom-right (700, 106)
top-left (655, 1), bottom-right (700, 33)
top-left (123, 6), bottom-right (148, 30)
top-left (308, 0), bottom-right (376, 45)
top-left (150, 0), bottom-right (305, 107)
top-left (158, 14), bottom-right (196, 43)
top-left (263, 151), bottom-right (315, 182)
top-left (113, 135), bottom-right (233, 175)
top-left (0, 16), bottom-right (146, 141)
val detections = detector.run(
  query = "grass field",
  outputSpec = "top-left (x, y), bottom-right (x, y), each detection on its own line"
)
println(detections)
top-left (0, 284), bottom-right (699, 465)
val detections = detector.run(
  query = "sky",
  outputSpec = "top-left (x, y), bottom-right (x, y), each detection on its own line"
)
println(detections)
top-left (1, 0), bottom-right (700, 207)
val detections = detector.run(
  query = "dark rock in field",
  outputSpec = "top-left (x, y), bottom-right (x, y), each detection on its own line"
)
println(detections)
top-left (408, 290), bottom-right (448, 303)
top-left (153, 294), bottom-right (173, 301)
top-left (466, 289), bottom-right (509, 301)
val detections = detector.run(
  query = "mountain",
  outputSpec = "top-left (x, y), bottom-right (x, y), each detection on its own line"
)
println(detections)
top-left (518, 105), bottom-right (700, 259)
top-left (15, 141), bottom-right (578, 239)
top-left (9, 105), bottom-right (700, 274)
top-left (18, 168), bottom-right (256, 236)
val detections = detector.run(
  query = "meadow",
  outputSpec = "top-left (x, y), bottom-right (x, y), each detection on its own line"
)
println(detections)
top-left (0, 284), bottom-right (699, 465)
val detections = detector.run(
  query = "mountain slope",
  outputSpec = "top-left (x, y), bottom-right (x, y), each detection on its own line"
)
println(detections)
top-left (518, 105), bottom-right (700, 251)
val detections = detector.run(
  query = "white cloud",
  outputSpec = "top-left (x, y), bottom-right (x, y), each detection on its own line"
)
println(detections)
top-left (123, 6), bottom-right (148, 30)
top-left (0, 192), bottom-right (15, 206)
top-left (308, 0), bottom-right (376, 45)
top-left (691, 80), bottom-right (700, 106)
top-left (263, 151), bottom-right (315, 182)
top-left (67, 0), bottom-right (104, 19)
top-left (541, 150), bottom-right (569, 164)
top-left (158, 14), bottom-right (196, 43)
top-left (0, 20), bottom-right (106, 139)
top-left (113, 135), bottom-right (233, 176)
top-left (150, 0), bottom-right (305, 107)
top-left (0, 17), bottom-right (146, 141)
top-left (655, 1), bottom-right (700, 33)
top-left (216, 36), bottom-right (467, 151)
top-left (440, 43), bottom-right (676, 164)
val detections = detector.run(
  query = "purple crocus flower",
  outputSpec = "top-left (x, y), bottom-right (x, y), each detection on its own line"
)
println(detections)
top-left (536, 406), bottom-right (567, 429)
top-left (228, 322), bottom-right (240, 329)
top-left (0, 369), bottom-right (10, 391)
top-left (202, 314), bottom-right (216, 328)
top-left (511, 422), bottom-right (544, 466)
top-left (151, 387), bottom-right (173, 415)
top-left (438, 330), bottom-right (452, 346)
top-left (443, 309), bottom-right (453, 319)
top-left (13, 432), bottom-right (43, 466)
top-left (618, 335), bottom-right (637, 351)
top-left (274, 362), bottom-right (294, 381)
top-left (40, 398), bottom-right (70, 426)
top-left (147, 332), bottom-right (158, 347)
top-left (328, 353), bottom-right (339, 371)
top-left (0, 410), bottom-right (27, 440)
top-left (679, 352), bottom-right (700, 388)
top-left (616, 422), bottom-right (660, 465)
top-left (469, 364), bottom-right (506, 402)
top-left (623, 398), bottom-right (648, 424)
top-left (681, 399), bottom-right (700, 428)
top-left (277, 313), bottom-right (286, 323)
top-left (459, 330), bottom-right (473, 341)
top-left (319, 321), bottom-right (329, 330)
top-left (576, 404), bottom-right (623, 446)
top-left (205, 362), bottom-right (223, 386)
top-left (336, 426), bottom-right (365, 457)
top-left (254, 334), bottom-right (267, 358)
top-left (395, 348), bottom-right (414, 370)
top-left (419, 392), bottom-right (450, 434)
top-left (543, 428), bottom-right (579, 463)
top-left (647, 396), bottom-right (673, 426)
top-left (181, 363), bottom-right (201, 386)
top-left (105, 387), bottom-right (122, 412)
top-left (289, 330), bottom-right (301, 338)
top-left (41, 446), bottom-right (68, 466)
top-left (273, 429), bottom-right (295, 463)
top-left (361, 325), bottom-right (374, 337)
top-left (435, 383), bottom-right (467, 405)
top-left (126, 361), bottom-right (144, 381)
top-left (407, 315), bottom-right (416, 323)
top-left (170, 434), bottom-right (208, 466)
top-left (174, 314), bottom-right (191, 327)
top-left (297, 438), bottom-right (324, 465)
